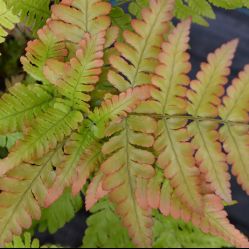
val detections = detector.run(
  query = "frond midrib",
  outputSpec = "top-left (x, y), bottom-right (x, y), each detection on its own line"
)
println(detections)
top-left (130, 113), bottom-right (249, 127)
top-left (0, 142), bottom-right (65, 240)
top-left (124, 119), bottom-right (148, 247)
top-left (163, 117), bottom-right (199, 207)
top-left (0, 98), bottom-right (53, 122)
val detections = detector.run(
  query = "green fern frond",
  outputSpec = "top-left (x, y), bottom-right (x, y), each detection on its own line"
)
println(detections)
top-left (0, 143), bottom-right (64, 245)
top-left (153, 211), bottom-right (230, 248)
top-left (83, 199), bottom-right (134, 248)
top-left (21, 26), bottom-right (68, 82)
top-left (4, 0), bottom-right (51, 32)
top-left (5, 233), bottom-right (40, 248)
top-left (83, 198), bottom-right (230, 248)
top-left (128, 0), bottom-right (149, 18)
top-left (208, 0), bottom-right (244, 9)
top-left (0, 0), bottom-right (19, 44)
top-left (0, 84), bottom-right (54, 134)
top-left (110, 6), bottom-right (131, 32)
top-left (37, 189), bottom-right (82, 234)
top-left (5, 232), bottom-right (61, 248)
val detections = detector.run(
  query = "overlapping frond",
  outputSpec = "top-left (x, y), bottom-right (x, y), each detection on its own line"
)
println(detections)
top-left (108, 0), bottom-right (175, 91)
top-left (101, 115), bottom-right (156, 248)
top-left (38, 189), bottom-right (82, 234)
top-left (189, 121), bottom-right (231, 202)
top-left (101, 2), bottom-right (175, 246)
top-left (45, 123), bottom-right (100, 206)
top-left (156, 177), bottom-right (249, 248)
top-left (0, 84), bottom-right (53, 134)
top-left (89, 85), bottom-right (153, 137)
top-left (188, 39), bottom-right (238, 117)
top-left (21, 0), bottom-right (112, 83)
top-left (85, 171), bottom-right (108, 211)
top-left (44, 32), bottom-right (106, 112)
top-left (186, 40), bottom-right (238, 202)
top-left (4, 0), bottom-right (51, 32)
top-left (83, 199), bottom-right (134, 248)
top-left (0, 0), bottom-right (19, 44)
top-left (150, 20), bottom-right (202, 211)
top-left (46, 86), bottom-right (152, 206)
top-left (21, 26), bottom-right (68, 82)
top-left (0, 144), bottom-right (64, 245)
top-left (49, 0), bottom-right (111, 43)
top-left (219, 65), bottom-right (249, 194)
top-left (0, 106), bottom-right (82, 175)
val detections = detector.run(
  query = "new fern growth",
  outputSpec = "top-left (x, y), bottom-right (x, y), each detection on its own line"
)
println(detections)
top-left (0, 0), bottom-right (249, 248)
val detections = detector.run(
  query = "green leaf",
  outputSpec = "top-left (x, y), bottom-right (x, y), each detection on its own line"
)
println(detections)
top-left (110, 6), bottom-right (132, 32)
top-left (189, 0), bottom-right (216, 18)
top-left (37, 189), bottom-right (82, 234)
top-left (128, 0), bottom-right (149, 18)
top-left (4, 0), bottom-right (50, 32)
top-left (153, 211), bottom-right (231, 248)
top-left (0, 0), bottom-right (19, 44)
top-left (82, 199), bottom-right (134, 248)
top-left (208, 0), bottom-right (244, 9)
top-left (5, 233), bottom-right (40, 248)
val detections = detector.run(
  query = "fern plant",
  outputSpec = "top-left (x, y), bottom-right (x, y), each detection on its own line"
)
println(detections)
top-left (83, 198), bottom-right (230, 248)
top-left (0, 0), bottom-right (249, 248)
top-left (115, 0), bottom-right (249, 26)
top-left (5, 232), bottom-right (60, 248)
top-left (0, 0), bottom-right (19, 44)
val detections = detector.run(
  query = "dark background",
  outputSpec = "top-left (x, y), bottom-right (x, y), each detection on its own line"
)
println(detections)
top-left (29, 7), bottom-right (249, 248)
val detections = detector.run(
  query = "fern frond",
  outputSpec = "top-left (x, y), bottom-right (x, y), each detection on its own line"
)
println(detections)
top-left (108, 0), bottom-right (175, 91)
top-left (0, 0), bottom-right (19, 44)
top-left (0, 83), bottom-right (53, 134)
top-left (5, 232), bottom-right (61, 248)
top-left (0, 144), bottom-right (64, 245)
top-left (37, 189), bottom-right (82, 234)
top-left (46, 86), bottom-right (152, 206)
top-left (48, 0), bottom-right (111, 43)
top-left (157, 177), bottom-right (249, 248)
top-left (83, 198), bottom-right (134, 248)
top-left (188, 39), bottom-right (238, 117)
top-left (110, 7), bottom-right (131, 32)
top-left (219, 65), bottom-right (249, 194)
top-left (185, 39), bottom-right (238, 202)
top-left (85, 171), bottom-right (108, 210)
top-left (21, 0), bottom-right (111, 83)
top-left (89, 85), bottom-right (153, 137)
top-left (21, 26), bottom-right (68, 82)
top-left (44, 32), bottom-right (106, 112)
top-left (153, 211), bottom-right (230, 248)
top-left (188, 0), bottom-right (215, 18)
top-left (151, 20), bottom-right (202, 211)
top-left (189, 121), bottom-right (232, 202)
top-left (0, 106), bottom-right (82, 175)
top-left (208, 0), bottom-right (244, 9)
top-left (101, 117), bottom-right (156, 247)
top-left (220, 65), bottom-right (249, 123)
top-left (175, 0), bottom-right (209, 26)
top-left (4, 0), bottom-right (51, 32)
top-left (5, 233), bottom-right (40, 248)
top-left (45, 124), bottom-right (100, 206)
top-left (128, 0), bottom-right (149, 18)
